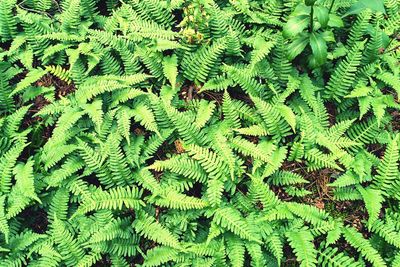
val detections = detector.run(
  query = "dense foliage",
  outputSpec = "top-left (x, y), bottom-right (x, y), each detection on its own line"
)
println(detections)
top-left (0, 0), bottom-right (399, 266)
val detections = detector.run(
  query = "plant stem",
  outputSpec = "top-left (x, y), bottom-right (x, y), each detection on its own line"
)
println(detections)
top-left (329, 0), bottom-right (336, 13)
top-left (386, 30), bottom-right (398, 50)
top-left (310, 5), bottom-right (314, 32)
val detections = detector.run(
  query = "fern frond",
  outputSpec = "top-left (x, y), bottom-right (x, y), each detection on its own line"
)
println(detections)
top-left (212, 206), bottom-right (261, 243)
top-left (325, 41), bottom-right (365, 101)
top-left (149, 154), bottom-right (208, 183)
top-left (155, 189), bottom-right (208, 210)
top-left (231, 137), bottom-right (275, 164)
top-left (266, 233), bottom-right (283, 265)
top-left (372, 135), bottom-right (399, 193)
top-left (194, 100), bottom-right (216, 129)
top-left (162, 54), bottom-right (178, 89)
top-left (52, 216), bottom-right (85, 266)
top-left (343, 227), bottom-right (386, 267)
top-left (134, 213), bottom-right (181, 249)
top-left (75, 74), bottom-right (151, 102)
top-left (369, 219), bottom-right (400, 248)
top-left (222, 90), bottom-right (241, 129)
top-left (318, 246), bottom-right (363, 267)
top-left (0, 0), bottom-right (17, 40)
top-left (7, 160), bottom-right (40, 218)
top-left (358, 186), bottom-right (383, 224)
top-left (45, 65), bottom-right (72, 84)
top-left (132, 104), bottom-right (159, 135)
top-left (249, 175), bottom-right (280, 210)
top-left (226, 234), bottom-right (245, 267)
top-left (10, 68), bottom-right (48, 96)
top-left (143, 246), bottom-right (179, 267)
top-left (0, 195), bottom-right (9, 243)
top-left (286, 228), bottom-right (318, 267)
top-left (185, 144), bottom-right (228, 179)
top-left (0, 141), bottom-right (27, 193)
top-left (74, 187), bottom-right (144, 217)
top-left (304, 148), bottom-right (343, 171)
top-left (182, 39), bottom-right (226, 83)
top-left (251, 96), bottom-right (291, 139)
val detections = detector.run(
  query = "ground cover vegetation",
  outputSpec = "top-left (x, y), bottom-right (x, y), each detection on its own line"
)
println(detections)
top-left (0, 0), bottom-right (400, 266)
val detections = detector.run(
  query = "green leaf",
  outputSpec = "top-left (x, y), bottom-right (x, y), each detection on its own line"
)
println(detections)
top-left (345, 85), bottom-right (372, 98)
top-left (314, 6), bottom-right (329, 28)
top-left (320, 31), bottom-right (335, 42)
top-left (358, 97), bottom-right (371, 119)
top-left (162, 54), bottom-right (178, 89)
top-left (287, 34), bottom-right (309, 60)
top-left (328, 14), bottom-right (344, 28)
top-left (0, 196), bottom-right (9, 243)
top-left (357, 186), bottom-right (383, 224)
top-left (371, 99), bottom-right (385, 126)
top-left (309, 33), bottom-right (327, 65)
top-left (352, 153), bottom-right (372, 179)
top-left (325, 222), bottom-right (342, 246)
top-left (276, 104), bottom-right (296, 132)
top-left (286, 229), bottom-right (318, 267)
top-left (344, 0), bottom-right (386, 16)
top-left (11, 68), bottom-right (48, 96)
top-left (283, 15), bottom-right (309, 39)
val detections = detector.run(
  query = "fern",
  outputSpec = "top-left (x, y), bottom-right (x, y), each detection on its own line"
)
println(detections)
top-left (7, 160), bottom-right (40, 218)
top-left (162, 54), bottom-right (178, 89)
top-left (318, 246), bottom-right (363, 267)
top-left (154, 189), bottom-right (208, 210)
top-left (75, 74), bottom-right (151, 102)
top-left (52, 216), bottom-right (85, 266)
top-left (358, 186), bottom-right (383, 224)
top-left (0, 196), bottom-right (9, 243)
top-left (132, 104), bottom-right (159, 135)
top-left (372, 135), bottom-right (399, 193)
top-left (0, 141), bottom-right (27, 193)
top-left (60, 0), bottom-right (82, 32)
top-left (143, 246), bottom-right (179, 266)
top-left (325, 41), bottom-right (365, 101)
top-left (182, 38), bottom-right (226, 83)
top-left (0, 0), bottom-right (399, 265)
top-left (226, 235), bottom-right (245, 267)
top-left (304, 148), bottom-right (342, 171)
top-left (74, 187), bottom-right (143, 217)
top-left (231, 137), bottom-right (275, 164)
top-left (45, 65), bottom-right (72, 84)
top-left (343, 227), bottom-right (386, 267)
top-left (194, 100), bottom-right (216, 129)
top-left (369, 219), bottom-right (400, 249)
top-left (10, 68), bottom-right (48, 96)
top-left (134, 212), bottom-right (181, 249)
top-left (211, 206), bottom-right (261, 243)
top-left (149, 155), bottom-right (208, 183)
top-left (286, 228), bottom-right (318, 267)
top-left (0, 0), bottom-right (17, 40)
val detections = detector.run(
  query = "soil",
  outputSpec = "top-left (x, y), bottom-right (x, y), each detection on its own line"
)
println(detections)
top-left (391, 110), bottom-right (400, 131)
top-left (37, 73), bottom-right (76, 99)
top-left (281, 161), bottom-right (369, 233)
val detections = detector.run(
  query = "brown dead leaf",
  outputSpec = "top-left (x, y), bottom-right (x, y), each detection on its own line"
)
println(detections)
top-left (174, 140), bottom-right (185, 153)
top-left (315, 200), bottom-right (325, 210)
